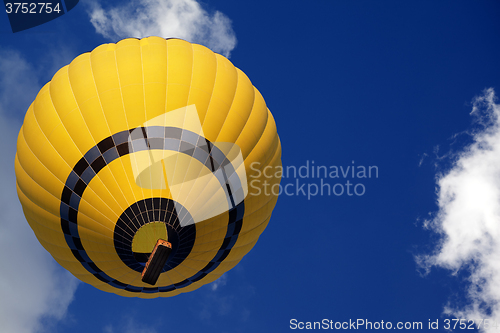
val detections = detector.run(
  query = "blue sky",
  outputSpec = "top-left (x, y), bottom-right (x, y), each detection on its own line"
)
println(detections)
top-left (1, 1), bottom-right (500, 332)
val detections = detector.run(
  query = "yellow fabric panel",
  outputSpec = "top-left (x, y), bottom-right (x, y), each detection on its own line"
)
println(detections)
top-left (226, 238), bottom-right (260, 264)
top-left (193, 213), bottom-right (229, 240)
top-left (58, 107), bottom-right (96, 156)
top-left (245, 110), bottom-right (280, 174)
top-left (120, 149), bottom-right (154, 209)
top-left (207, 240), bottom-right (258, 276)
top-left (32, 84), bottom-right (59, 139)
top-left (84, 240), bottom-right (119, 265)
top-left (240, 198), bottom-right (276, 235)
top-left (165, 39), bottom-right (193, 112)
top-left (216, 68), bottom-right (254, 144)
top-left (20, 122), bottom-right (72, 196)
top-left (167, 280), bottom-right (204, 294)
top-left (17, 184), bottom-right (71, 255)
top-left (245, 144), bottom-right (282, 216)
top-left (77, 196), bottom-right (117, 236)
top-left (132, 223), bottom-right (167, 253)
top-left (115, 39), bottom-right (146, 129)
top-left (235, 87), bottom-right (268, 158)
top-left (49, 66), bottom-right (95, 152)
top-left (159, 268), bottom-right (190, 286)
top-left (237, 211), bottom-right (274, 248)
top-left (188, 43), bottom-right (218, 124)
top-left (103, 156), bottom-right (143, 211)
top-left (17, 125), bottom-right (66, 200)
top-left (54, 259), bottom-right (92, 277)
top-left (90, 43), bottom-right (129, 135)
top-left (167, 260), bottom-right (205, 283)
top-left (68, 54), bottom-right (111, 142)
top-left (141, 38), bottom-right (168, 122)
top-left (84, 167), bottom-right (128, 218)
top-left (187, 220), bottom-right (226, 259)
top-left (20, 104), bottom-right (48, 166)
top-left (201, 54), bottom-right (238, 141)
top-left (45, 123), bottom-right (82, 176)
top-left (94, 266), bottom-right (137, 284)
top-left (72, 271), bottom-right (113, 288)
top-left (15, 147), bottom-right (61, 218)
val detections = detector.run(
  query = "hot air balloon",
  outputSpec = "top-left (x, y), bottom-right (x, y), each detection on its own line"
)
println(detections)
top-left (15, 37), bottom-right (281, 298)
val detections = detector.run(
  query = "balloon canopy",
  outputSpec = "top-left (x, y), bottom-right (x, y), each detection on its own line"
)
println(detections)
top-left (15, 37), bottom-right (281, 298)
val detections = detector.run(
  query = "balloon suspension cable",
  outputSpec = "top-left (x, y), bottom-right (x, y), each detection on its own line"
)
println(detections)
top-left (141, 239), bottom-right (172, 285)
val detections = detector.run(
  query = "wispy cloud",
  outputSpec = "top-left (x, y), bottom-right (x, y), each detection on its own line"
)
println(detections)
top-left (0, 50), bottom-right (79, 333)
top-left (210, 273), bottom-right (227, 291)
top-left (86, 0), bottom-right (237, 58)
top-left (103, 318), bottom-right (158, 333)
top-left (418, 88), bottom-right (500, 332)
top-left (196, 272), bottom-right (252, 323)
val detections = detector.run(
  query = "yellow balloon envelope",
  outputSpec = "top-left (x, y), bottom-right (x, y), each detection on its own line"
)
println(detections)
top-left (15, 37), bottom-right (281, 298)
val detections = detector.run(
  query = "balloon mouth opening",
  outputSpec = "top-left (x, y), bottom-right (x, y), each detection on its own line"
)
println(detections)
top-left (131, 222), bottom-right (169, 264)
top-left (114, 198), bottom-right (196, 275)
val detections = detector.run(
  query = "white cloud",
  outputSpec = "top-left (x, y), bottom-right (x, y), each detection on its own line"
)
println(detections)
top-left (210, 273), bottom-right (227, 291)
top-left (196, 272), bottom-right (253, 322)
top-left (104, 318), bottom-right (158, 333)
top-left (0, 50), bottom-right (40, 118)
top-left (418, 88), bottom-right (500, 332)
top-left (0, 50), bottom-right (79, 333)
top-left (86, 0), bottom-right (237, 58)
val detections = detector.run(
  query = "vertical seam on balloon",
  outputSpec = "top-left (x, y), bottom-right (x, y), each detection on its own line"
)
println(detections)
top-left (138, 40), bottom-right (154, 246)
top-left (171, 42), bottom-right (197, 227)
top-left (209, 55), bottom-right (238, 143)
top-left (200, 45), bottom-right (219, 131)
top-left (256, 112), bottom-right (280, 169)
top-left (15, 157), bottom-right (39, 237)
top-left (234, 88), bottom-right (268, 160)
top-left (176, 42), bottom-right (197, 211)
top-left (113, 42), bottom-right (144, 228)
top-left (29, 89), bottom-right (75, 183)
top-left (221, 74), bottom-right (255, 145)
top-left (45, 72), bottom-right (89, 174)
top-left (88, 50), bottom-right (132, 228)
top-left (245, 111), bottom-right (280, 172)
top-left (140, 40), bottom-right (156, 229)
top-left (213, 65), bottom-right (242, 143)
top-left (163, 41), bottom-right (188, 222)
top-left (121, 42), bottom-right (149, 229)
top-left (111, 46), bottom-right (143, 233)
top-left (161, 38), bottom-right (173, 244)
top-left (65, 55), bottom-right (98, 152)
top-left (16, 107), bottom-right (55, 240)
